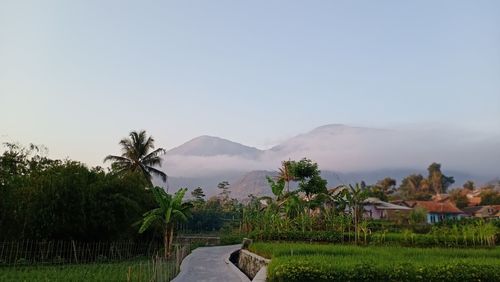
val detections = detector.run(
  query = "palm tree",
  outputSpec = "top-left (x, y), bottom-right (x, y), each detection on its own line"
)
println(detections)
top-left (139, 187), bottom-right (192, 257)
top-left (104, 130), bottom-right (167, 186)
top-left (278, 160), bottom-right (294, 193)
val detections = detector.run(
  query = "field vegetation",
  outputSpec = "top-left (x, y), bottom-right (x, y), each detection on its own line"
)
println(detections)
top-left (249, 242), bottom-right (500, 282)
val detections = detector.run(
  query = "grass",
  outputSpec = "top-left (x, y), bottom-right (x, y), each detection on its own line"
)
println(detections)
top-left (249, 243), bottom-right (500, 282)
top-left (0, 259), bottom-right (177, 282)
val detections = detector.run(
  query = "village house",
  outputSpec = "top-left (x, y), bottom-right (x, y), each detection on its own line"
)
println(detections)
top-left (362, 197), bottom-right (412, 220)
top-left (403, 201), bottom-right (465, 224)
top-left (462, 205), bottom-right (500, 218)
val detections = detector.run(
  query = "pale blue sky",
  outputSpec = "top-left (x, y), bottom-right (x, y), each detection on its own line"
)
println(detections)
top-left (1, 0), bottom-right (499, 167)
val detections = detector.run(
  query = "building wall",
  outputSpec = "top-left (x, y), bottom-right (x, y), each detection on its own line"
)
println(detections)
top-left (427, 213), bottom-right (461, 224)
top-left (363, 205), bottom-right (384, 219)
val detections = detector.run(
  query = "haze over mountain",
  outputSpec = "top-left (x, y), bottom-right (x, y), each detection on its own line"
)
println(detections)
top-left (160, 124), bottom-right (500, 198)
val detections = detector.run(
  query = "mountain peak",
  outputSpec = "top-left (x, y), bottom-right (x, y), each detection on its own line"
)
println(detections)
top-left (166, 135), bottom-right (262, 158)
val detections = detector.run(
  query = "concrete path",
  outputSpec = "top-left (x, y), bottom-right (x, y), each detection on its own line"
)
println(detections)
top-left (172, 244), bottom-right (250, 282)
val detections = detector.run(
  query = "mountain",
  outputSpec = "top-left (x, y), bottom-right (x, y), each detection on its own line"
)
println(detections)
top-left (166, 135), bottom-right (262, 158)
top-left (158, 124), bottom-right (499, 198)
top-left (271, 124), bottom-right (388, 153)
top-left (231, 170), bottom-right (278, 199)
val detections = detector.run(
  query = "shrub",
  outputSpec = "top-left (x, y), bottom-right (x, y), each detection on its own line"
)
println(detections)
top-left (219, 234), bottom-right (246, 245)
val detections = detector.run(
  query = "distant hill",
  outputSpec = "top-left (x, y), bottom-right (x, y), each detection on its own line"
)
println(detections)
top-left (158, 124), bottom-right (499, 199)
top-left (230, 170), bottom-right (277, 199)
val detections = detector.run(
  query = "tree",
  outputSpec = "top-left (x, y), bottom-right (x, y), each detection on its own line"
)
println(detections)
top-left (377, 177), bottom-right (397, 194)
top-left (399, 174), bottom-right (432, 200)
top-left (427, 163), bottom-right (455, 194)
top-left (191, 187), bottom-right (206, 203)
top-left (480, 190), bottom-right (500, 205)
top-left (0, 143), bottom-right (156, 241)
top-left (291, 158), bottom-right (327, 199)
top-left (139, 187), bottom-right (192, 257)
top-left (104, 130), bottom-right (167, 186)
top-left (450, 189), bottom-right (469, 209)
top-left (217, 181), bottom-right (230, 200)
top-left (463, 180), bottom-right (475, 191)
top-left (278, 160), bottom-right (295, 193)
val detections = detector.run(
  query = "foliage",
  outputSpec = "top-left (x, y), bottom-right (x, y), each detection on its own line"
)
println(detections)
top-left (399, 174), bottom-right (432, 200)
top-left (398, 163), bottom-right (455, 200)
top-left (291, 158), bottom-right (327, 198)
top-left (266, 176), bottom-right (285, 200)
top-left (427, 162), bottom-right (455, 194)
top-left (463, 180), bottom-right (475, 190)
top-left (480, 189), bottom-right (500, 205)
top-left (252, 243), bottom-right (500, 282)
top-left (104, 130), bottom-right (167, 185)
top-left (0, 143), bottom-right (156, 241)
top-left (219, 234), bottom-right (246, 245)
top-left (0, 259), bottom-right (179, 282)
top-left (191, 187), bottom-right (206, 203)
top-left (278, 160), bottom-right (295, 193)
top-left (139, 187), bottom-right (192, 257)
top-left (409, 207), bottom-right (428, 225)
top-left (449, 189), bottom-right (469, 209)
top-left (342, 183), bottom-right (369, 244)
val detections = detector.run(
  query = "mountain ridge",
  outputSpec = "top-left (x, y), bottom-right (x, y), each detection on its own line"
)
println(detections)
top-left (159, 123), bottom-right (499, 198)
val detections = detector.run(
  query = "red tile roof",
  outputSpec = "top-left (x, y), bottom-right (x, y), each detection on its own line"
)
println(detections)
top-left (407, 201), bottom-right (463, 214)
top-left (468, 197), bottom-right (481, 206)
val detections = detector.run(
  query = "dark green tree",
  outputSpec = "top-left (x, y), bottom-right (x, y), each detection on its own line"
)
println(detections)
top-left (191, 187), bottom-right (206, 203)
top-left (291, 158), bottom-right (328, 199)
top-left (480, 190), bottom-right (500, 205)
top-left (399, 174), bottom-right (432, 200)
top-left (427, 162), bottom-right (455, 194)
top-left (104, 130), bottom-right (167, 186)
top-left (463, 180), bottom-right (475, 191)
top-left (217, 181), bottom-right (231, 200)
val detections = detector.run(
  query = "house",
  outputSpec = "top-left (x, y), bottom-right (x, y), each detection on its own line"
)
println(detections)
top-left (403, 201), bottom-right (464, 224)
top-left (362, 197), bottom-right (412, 220)
top-left (462, 205), bottom-right (500, 218)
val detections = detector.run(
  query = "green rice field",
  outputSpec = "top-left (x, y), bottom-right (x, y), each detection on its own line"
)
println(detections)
top-left (249, 243), bottom-right (500, 282)
top-left (0, 259), bottom-right (177, 282)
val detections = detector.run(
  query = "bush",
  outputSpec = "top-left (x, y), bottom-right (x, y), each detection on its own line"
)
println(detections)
top-left (219, 234), bottom-right (246, 245)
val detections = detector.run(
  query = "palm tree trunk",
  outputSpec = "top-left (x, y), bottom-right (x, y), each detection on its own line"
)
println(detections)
top-left (164, 228), bottom-right (169, 258)
top-left (164, 225), bottom-right (175, 258)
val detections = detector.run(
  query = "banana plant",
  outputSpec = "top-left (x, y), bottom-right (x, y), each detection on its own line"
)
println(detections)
top-left (139, 187), bottom-right (192, 258)
top-left (342, 183), bottom-right (369, 244)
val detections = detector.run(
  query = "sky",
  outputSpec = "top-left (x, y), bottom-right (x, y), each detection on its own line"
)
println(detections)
top-left (1, 0), bottom-right (499, 168)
